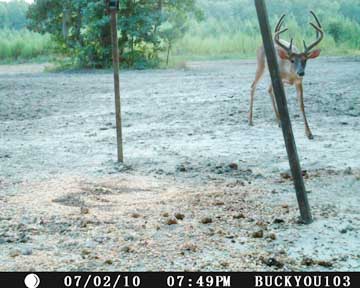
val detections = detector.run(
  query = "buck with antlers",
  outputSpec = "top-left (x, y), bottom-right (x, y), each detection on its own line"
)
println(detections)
top-left (249, 11), bottom-right (324, 139)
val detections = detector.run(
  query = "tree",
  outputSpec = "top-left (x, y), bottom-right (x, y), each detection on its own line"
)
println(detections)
top-left (160, 5), bottom-right (203, 66)
top-left (0, 3), bottom-right (9, 28)
top-left (27, 0), bottom-right (201, 68)
top-left (0, 0), bottom-right (28, 29)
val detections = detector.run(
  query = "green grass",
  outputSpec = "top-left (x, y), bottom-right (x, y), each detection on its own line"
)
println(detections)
top-left (0, 29), bottom-right (53, 63)
top-left (2, 16), bottom-right (360, 69)
top-left (165, 36), bottom-right (360, 68)
top-left (170, 32), bottom-right (360, 61)
top-left (165, 11), bottom-right (360, 66)
top-left (174, 33), bottom-right (261, 58)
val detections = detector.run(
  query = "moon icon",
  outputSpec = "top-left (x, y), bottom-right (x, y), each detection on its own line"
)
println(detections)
top-left (24, 273), bottom-right (40, 288)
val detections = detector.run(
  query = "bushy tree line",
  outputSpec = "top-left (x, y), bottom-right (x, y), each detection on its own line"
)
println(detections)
top-left (3, 0), bottom-right (360, 65)
top-left (27, 0), bottom-right (202, 68)
top-left (0, 29), bottom-right (51, 61)
top-left (174, 0), bottom-right (360, 58)
top-left (0, 1), bottom-right (52, 62)
top-left (0, 0), bottom-right (28, 30)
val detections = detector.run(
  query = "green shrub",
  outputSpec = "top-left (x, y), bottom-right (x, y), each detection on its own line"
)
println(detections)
top-left (0, 29), bottom-right (52, 62)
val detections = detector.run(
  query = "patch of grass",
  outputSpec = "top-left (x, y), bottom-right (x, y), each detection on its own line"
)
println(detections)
top-left (0, 29), bottom-right (53, 63)
top-left (165, 2), bottom-right (360, 67)
top-left (174, 33), bottom-right (261, 58)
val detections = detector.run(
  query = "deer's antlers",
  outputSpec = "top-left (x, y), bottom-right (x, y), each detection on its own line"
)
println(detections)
top-left (274, 14), bottom-right (293, 54)
top-left (303, 11), bottom-right (324, 54)
top-left (274, 12), bottom-right (324, 56)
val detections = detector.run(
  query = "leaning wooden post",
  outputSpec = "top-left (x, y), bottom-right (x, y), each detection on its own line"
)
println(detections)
top-left (254, 0), bottom-right (312, 224)
top-left (108, 0), bottom-right (124, 162)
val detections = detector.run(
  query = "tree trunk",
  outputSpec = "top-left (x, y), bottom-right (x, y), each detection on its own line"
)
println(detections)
top-left (166, 42), bottom-right (172, 66)
top-left (62, 8), bottom-right (69, 40)
top-left (131, 35), bottom-right (134, 67)
top-left (75, 5), bottom-right (83, 47)
top-left (153, 0), bottom-right (163, 34)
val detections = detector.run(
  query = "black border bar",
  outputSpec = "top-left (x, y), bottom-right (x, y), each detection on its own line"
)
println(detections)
top-left (1, 272), bottom-right (359, 288)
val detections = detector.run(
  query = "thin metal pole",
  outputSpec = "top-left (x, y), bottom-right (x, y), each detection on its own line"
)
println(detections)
top-left (110, 9), bottom-right (124, 163)
top-left (254, 0), bottom-right (312, 224)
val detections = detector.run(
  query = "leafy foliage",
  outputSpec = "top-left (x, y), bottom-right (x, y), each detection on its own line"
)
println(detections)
top-left (27, 0), bottom-right (201, 68)
top-left (0, 29), bottom-right (52, 62)
top-left (173, 0), bottom-right (360, 59)
top-left (5, 0), bottom-right (360, 65)
top-left (0, 1), bottom-right (52, 63)
top-left (0, 0), bottom-right (28, 30)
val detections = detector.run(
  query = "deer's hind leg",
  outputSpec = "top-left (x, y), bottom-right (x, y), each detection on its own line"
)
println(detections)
top-left (249, 49), bottom-right (265, 126)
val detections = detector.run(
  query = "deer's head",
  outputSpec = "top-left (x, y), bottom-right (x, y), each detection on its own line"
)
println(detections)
top-left (274, 12), bottom-right (324, 77)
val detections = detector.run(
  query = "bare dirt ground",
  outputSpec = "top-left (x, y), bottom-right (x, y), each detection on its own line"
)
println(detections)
top-left (0, 59), bottom-right (359, 271)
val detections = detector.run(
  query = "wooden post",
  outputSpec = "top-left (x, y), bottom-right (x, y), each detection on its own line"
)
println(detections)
top-left (109, 1), bottom-right (124, 163)
top-left (254, 0), bottom-right (312, 224)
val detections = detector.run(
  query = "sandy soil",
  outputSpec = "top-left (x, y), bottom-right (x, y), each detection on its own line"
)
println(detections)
top-left (0, 58), bottom-right (359, 271)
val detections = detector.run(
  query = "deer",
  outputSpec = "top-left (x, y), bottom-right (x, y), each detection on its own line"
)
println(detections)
top-left (249, 11), bottom-right (324, 139)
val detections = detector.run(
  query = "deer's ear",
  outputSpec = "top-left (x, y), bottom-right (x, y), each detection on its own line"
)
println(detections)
top-left (307, 49), bottom-right (321, 59)
top-left (277, 49), bottom-right (289, 60)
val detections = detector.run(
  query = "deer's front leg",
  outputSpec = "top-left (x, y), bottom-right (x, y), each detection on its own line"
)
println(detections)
top-left (268, 85), bottom-right (280, 125)
top-left (249, 84), bottom-right (255, 126)
top-left (296, 82), bottom-right (313, 140)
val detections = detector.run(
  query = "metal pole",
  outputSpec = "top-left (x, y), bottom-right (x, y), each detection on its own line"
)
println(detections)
top-left (110, 7), bottom-right (124, 163)
top-left (254, 0), bottom-right (312, 224)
